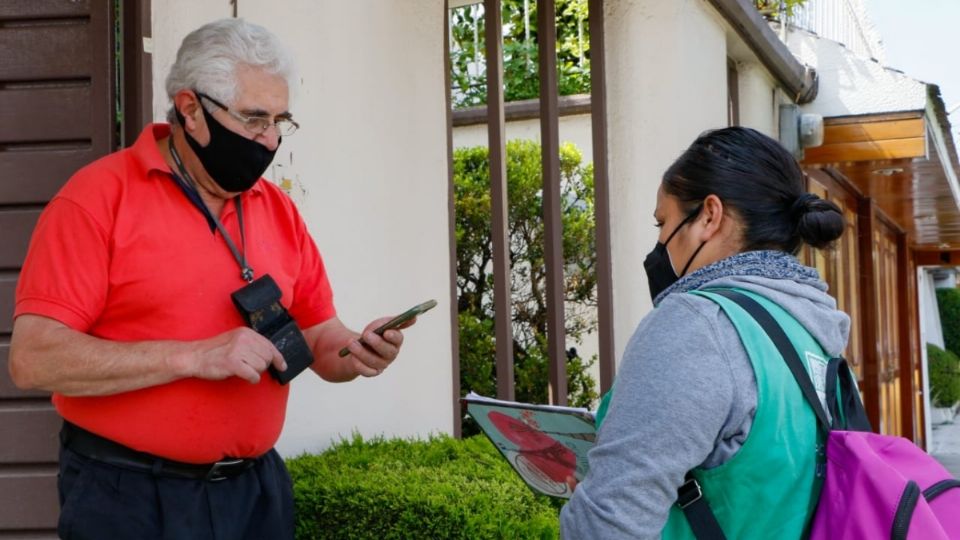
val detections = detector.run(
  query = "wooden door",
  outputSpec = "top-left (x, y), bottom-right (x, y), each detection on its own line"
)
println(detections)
top-left (804, 169), bottom-right (864, 382)
top-left (875, 217), bottom-right (902, 436)
top-left (0, 1), bottom-right (116, 535)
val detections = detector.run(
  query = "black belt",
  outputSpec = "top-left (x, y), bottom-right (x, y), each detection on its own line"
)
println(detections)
top-left (60, 421), bottom-right (259, 482)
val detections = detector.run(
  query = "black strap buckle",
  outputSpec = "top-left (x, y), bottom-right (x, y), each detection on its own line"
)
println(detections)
top-left (677, 478), bottom-right (703, 509)
top-left (206, 458), bottom-right (248, 482)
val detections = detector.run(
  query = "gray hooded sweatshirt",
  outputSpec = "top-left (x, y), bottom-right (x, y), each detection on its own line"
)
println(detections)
top-left (559, 250), bottom-right (850, 539)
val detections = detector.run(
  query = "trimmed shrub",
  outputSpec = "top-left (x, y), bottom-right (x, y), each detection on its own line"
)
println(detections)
top-left (935, 288), bottom-right (960, 358)
top-left (928, 343), bottom-right (960, 407)
top-left (287, 434), bottom-right (561, 540)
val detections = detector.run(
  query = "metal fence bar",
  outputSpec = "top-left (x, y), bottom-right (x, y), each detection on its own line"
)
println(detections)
top-left (588, 0), bottom-right (615, 394)
top-left (484, 0), bottom-right (515, 400)
top-left (444, 0), bottom-right (462, 437)
top-left (537, 0), bottom-right (567, 405)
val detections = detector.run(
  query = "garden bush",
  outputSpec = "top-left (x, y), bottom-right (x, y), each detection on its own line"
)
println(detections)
top-left (287, 434), bottom-right (561, 540)
top-left (935, 287), bottom-right (960, 358)
top-left (927, 343), bottom-right (960, 407)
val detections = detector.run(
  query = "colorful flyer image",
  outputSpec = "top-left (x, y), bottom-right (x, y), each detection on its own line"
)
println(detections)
top-left (463, 392), bottom-right (596, 499)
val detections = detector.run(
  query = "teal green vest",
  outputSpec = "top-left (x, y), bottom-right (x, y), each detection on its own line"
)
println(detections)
top-left (597, 289), bottom-right (826, 539)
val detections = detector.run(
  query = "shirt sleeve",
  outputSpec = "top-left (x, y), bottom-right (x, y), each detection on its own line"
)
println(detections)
top-left (15, 197), bottom-right (111, 331)
top-left (559, 296), bottom-right (740, 539)
top-left (287, 209), bottom-right (336, 329)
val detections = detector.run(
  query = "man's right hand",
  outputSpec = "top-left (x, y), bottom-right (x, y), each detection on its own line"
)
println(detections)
top-left (190, 327), bottom-right (286, 384)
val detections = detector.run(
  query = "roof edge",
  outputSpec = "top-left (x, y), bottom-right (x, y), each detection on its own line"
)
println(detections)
top-left (925, 84), bottom-right (960, 213)
top-left (707, 0), bottom-right (818, 103)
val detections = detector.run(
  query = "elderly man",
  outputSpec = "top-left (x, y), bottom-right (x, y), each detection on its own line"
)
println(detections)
top-left (8, 18), bottom-right (406, 540)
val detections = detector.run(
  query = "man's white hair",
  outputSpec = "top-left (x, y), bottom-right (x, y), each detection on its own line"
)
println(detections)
top-left (165, 18), bottom-right (296, 124)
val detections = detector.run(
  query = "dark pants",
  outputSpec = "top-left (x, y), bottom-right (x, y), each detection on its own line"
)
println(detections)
top-left (57, 445), bottom-right (295, 540)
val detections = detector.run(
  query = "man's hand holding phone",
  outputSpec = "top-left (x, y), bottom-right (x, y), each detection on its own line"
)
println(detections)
top-left (339, 299), bottom-right (436, 377)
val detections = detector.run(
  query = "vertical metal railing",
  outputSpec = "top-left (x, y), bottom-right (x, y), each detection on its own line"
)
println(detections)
top-left (537, 0), bottom-right (568, 405)
top-left (448, 0), bottom-right (614, 407)
top-left (444, 0), bottom-right (463, 437)
top-left (483, 0), bottom-right (516, 401)
top-left (587, 0), bottom-right (614, 394)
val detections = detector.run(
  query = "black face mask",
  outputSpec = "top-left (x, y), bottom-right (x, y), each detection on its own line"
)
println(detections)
top-left (643, 204), bottom-right (706, 302)
top-left (175, 100), bottom-right (278, 193)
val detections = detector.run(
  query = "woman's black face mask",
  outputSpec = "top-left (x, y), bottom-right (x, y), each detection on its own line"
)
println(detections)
top-left (643, 203), bottom-right (705, 302)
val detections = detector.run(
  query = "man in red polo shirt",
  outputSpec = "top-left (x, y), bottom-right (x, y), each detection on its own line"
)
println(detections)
top-left (8, 18), bottom-right (409, 540)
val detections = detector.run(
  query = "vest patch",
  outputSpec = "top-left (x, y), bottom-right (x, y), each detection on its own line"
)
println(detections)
top-left (806, 351), bottom-right (829, 415)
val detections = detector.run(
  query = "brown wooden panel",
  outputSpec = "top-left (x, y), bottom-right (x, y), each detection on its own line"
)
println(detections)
top-left (0, 533), bottom-right (58, 539)
top-left (823, 118), bottom-right (925, 145)
top-left (858, 199), bottom-right (881, 429)
top-left (0, 406), bottom-right (59, 463)
top-left (0, 24), bottom-right (91, 81)
top-left (876, 223), bottom-right (900, 436)
top-left (805, 138), bottom-right (926, 164)
top-left (0, 473), bottom-right (58, 531)
top-left (121, 0), bottom-right (154, 147)
top-left (0, 0), bottom-right (90, 19)
top-left (819, 140), bottom-right (960, 250)
top-left (0, 532), bottom-right (59, 539)
top-left (0, 0), bottom-right (115, 535)
top-left (0, 343), bottom-right (49, 399)
top-left (826, 111), bottom-right (923, 126)
top-left (0, 210), bottom-right (40, 270)
top-left (0, 148), bottom-right (91, 204)
top-left (0, 275), bottom-right (16, 334)
top-left (0, 85), bottom-right (92, 144)
top-left (915, 250), bottom-right (960, 265)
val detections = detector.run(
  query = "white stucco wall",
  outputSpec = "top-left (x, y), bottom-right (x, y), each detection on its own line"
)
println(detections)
top-left (920, 269), bottom-right (946, 350)
top-left (724, 23), bottom-right (782, 138)
top-left (452, 114), bottom-right (595, 162)
top-left (917, 268), bottom-right (943, 451)
top-left (736, 62), bottom-right (779, 138)
top-left (150, 2), bottom-right (231, 122)
top-left (604, 0), bottom-right (729, 359)
top-left (786, 28), bottom-right (926, 118)
top-left (151, 1), bottom-right (453, 456)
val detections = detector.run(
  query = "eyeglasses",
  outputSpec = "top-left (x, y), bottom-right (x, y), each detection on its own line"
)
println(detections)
top-left (196, 91), bottom-right (299, 137)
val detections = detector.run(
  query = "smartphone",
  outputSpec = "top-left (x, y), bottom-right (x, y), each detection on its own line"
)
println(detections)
top-left (338, 299), bottom-right (437, 357)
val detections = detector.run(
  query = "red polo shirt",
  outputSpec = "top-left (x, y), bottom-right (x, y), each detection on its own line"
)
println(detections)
top-left (15, 124), bottom-right (336, 463)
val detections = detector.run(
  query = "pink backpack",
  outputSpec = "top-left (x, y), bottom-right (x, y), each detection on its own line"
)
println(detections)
top-left (811, 430), bottom-right (960, 539)
top-left (712, 290), bottom-right (960, 540)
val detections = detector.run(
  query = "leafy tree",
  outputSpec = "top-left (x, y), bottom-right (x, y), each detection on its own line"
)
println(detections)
top-left (455, 140), bottom-right (598, 414)
top-left (936, 288), bottom-right (960, 359)
top-left (449, 0), bottom-right (807, 108)
top-left (755, 0), bottom-right (810, 18)
top-left (449, 0), bottom-right (590, 108)
top-left (927, 343), bottom-right (960, 408)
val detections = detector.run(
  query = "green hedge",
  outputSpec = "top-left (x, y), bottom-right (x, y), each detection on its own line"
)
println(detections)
top-left (936, 288), bottom-right (960, 358)
top-left (287, 434), bottom-right (561, 540)
top-left (928, 343), bottom-right (960, 407)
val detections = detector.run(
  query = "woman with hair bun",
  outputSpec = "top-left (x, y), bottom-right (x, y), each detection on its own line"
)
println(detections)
top-left (561, 127), bottom-right (849, 539)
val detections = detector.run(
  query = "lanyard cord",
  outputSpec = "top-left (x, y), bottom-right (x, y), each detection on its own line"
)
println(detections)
top-left (168, 137), bottom-right (254, 283)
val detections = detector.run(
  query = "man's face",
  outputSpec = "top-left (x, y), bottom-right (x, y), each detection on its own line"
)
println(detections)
top-left (198, 64), bottom-right (290, 152)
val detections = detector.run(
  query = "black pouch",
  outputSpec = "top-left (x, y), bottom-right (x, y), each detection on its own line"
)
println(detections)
top-left (231, 275), bottom-right (314, 384)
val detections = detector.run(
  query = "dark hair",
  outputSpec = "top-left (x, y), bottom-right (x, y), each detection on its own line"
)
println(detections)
top-left (662, 127), bottom-right (844, 254)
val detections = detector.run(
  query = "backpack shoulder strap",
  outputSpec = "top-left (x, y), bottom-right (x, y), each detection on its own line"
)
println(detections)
top-left (676, 288), bottom-right (872, 540)
top-left (672, 287), bottom-right (831, 540)
top-left (696, 288), bottom-right (833, 430)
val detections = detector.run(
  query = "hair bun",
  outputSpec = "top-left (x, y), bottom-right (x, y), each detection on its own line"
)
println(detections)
top-left (790, 193), bottom-right (819, 217)
top-left (795, 193), bottom-right (845, 249)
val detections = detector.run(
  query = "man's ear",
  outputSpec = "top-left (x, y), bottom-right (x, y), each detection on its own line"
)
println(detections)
top-left (173, 90), bottom-right (202, 131)
top-left (697, 194), bottom-right (725, 241)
